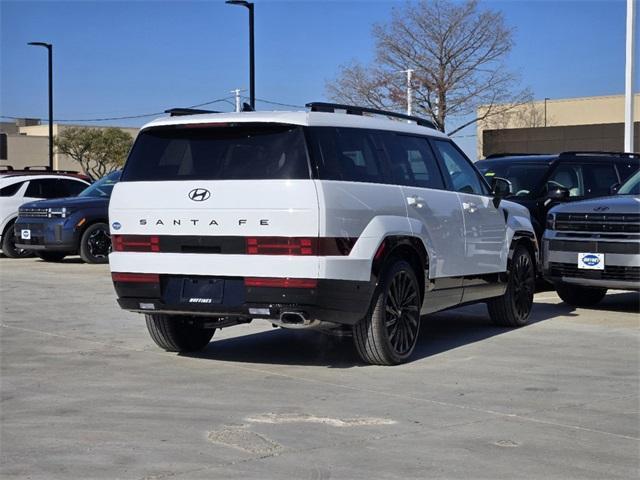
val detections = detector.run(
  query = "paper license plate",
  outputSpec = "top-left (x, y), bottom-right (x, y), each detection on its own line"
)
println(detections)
top-left (578, 253), bottom-right (604, 270)
top-left (180, 278), bottom-right (224, 304)
top-left (21, 229), bottom-right (31, 240)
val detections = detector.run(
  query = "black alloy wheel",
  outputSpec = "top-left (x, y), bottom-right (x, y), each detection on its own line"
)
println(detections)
top-left (79, 222), bottom-right (111, 264)
top-left (353, 259), bottom-right (422, 365)
top-left (488, 245), bottom-right (535, 327)
top-left (384, 270), bottom-right (421, 356)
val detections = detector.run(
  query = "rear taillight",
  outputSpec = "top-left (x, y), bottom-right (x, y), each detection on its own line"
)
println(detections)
top-left (246, 237), bottom-right (316, 255)
top-left (112, 235), bottom-right (160, 252)
top-left (111, 272), bottom-right (160, 283)
top-left (244, 277), bottom-right (318, 289)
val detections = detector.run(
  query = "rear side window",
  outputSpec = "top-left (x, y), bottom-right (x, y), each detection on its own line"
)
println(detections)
top-left (59, 179), bottom-right (87, 197)
top-left (381, 134), bottom-right (445, 189)
top-left (122, 124), bottom-right (310, 181)
top-left (0, 181), bottom-right (24, 197)
top-left (615, 161), bottom-right (639, 183)
top-left (308, 127), bottom-right (390, 184)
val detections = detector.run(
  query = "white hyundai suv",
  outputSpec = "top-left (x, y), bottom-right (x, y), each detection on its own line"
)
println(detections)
top-left (109, 103), bottom-right (538, 365)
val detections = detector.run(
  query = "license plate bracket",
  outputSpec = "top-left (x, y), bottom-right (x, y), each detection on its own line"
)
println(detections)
top-left (180, 278), bottom-right (224, 305)
top-left (578, 252), bottom-right (604, 270)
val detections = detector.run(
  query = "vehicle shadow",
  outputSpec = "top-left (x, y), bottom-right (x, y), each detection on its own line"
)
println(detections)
top-left (182, 300), bottom-right (578, 368)
top-left (35, 256), bottom-right (84, 264)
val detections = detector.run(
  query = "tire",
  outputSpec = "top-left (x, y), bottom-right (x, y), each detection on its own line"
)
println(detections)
top-left (353, 259), bottom-right (422, 365)
top-left (145, 314), bottom-right (214, 352)
top-left (36, 251), bottom-right (66, 262)
top-left (488, 245), bottom-right (535, 327)
top-left (555, 283), bottom-right (607, 307)
top-left (79, 222), bottom-right (111, 264)
top-left (1, 224), bottom-right (34, 258)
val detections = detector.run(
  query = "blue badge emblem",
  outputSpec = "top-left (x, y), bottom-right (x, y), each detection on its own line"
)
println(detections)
top-left (112, 222), bottom-right (121, 231)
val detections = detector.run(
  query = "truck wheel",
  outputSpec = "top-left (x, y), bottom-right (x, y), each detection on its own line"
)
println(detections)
top-left (79, 222), bottom-right (111, 264)
top-left (145, 314), bottom-right (214, 352)
top-left (2, 225), bottom-right (33, 258)
top-left (353, 259), bottom-right (422, 365)
top-left (488, 245), bottom-right (535, 327)
top-left (36, 251), bottom-right (66, 262)
top-left (555, 283), bottom-right (607, 307)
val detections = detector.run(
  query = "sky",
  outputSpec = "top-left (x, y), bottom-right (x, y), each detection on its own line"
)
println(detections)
top-left (1, 0), bottom-right (638, 159)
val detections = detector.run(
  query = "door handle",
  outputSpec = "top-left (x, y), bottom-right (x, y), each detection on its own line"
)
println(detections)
top-left (462, 202), bottom-right (477, 213)
top-left (407, 195), bottom-right (425, 209)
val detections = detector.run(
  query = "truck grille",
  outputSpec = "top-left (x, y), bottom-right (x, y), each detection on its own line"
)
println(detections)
top-left (19, 208), bottom-right (49, 218)
top-left (555, 213), bottom-right (640, 234)
top-left (549, 262), bottom-right (640, 282)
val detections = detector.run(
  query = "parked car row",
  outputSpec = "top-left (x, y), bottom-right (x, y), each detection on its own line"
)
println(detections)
top-left (0, 167), bottom-right (119, 263)
top-left (2, 106), bottom-right (638, 365)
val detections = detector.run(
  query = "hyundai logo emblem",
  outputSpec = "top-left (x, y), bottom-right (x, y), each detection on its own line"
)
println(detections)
top-left (188, 188), bottom-right (211, 202)
top-left (593, 206), bottom-right (609, 212)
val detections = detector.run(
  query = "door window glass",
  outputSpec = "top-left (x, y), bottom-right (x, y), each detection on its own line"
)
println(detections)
top-left (432, 140), bottom-right (485, 194)
top-left (25, 179), bottom-right (60, 198)
top-left (583, 164), bottom-right (618, 197)
top-left (382, 134), bottom-right (444, 189)
top-left (547, 165), bottom-right (583, 197)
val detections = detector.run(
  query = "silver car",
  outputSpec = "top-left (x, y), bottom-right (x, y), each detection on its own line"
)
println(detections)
top-left (543, 170), bottom-right (640, 306)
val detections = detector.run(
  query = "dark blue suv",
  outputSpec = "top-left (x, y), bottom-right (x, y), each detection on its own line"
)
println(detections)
top-left (15, 170), bottom-right (121, 263)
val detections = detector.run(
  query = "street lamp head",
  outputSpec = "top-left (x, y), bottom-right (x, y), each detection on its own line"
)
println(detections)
top-left (226, 0), bottom-right (252, 8)
top-left (28, 41), bottom-right (52, 48)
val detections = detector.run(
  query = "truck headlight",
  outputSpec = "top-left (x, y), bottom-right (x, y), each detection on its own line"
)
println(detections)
top-left (47, 207), bottom-right (72, 218)
top-left (546, 213), bottom-right (555, 230)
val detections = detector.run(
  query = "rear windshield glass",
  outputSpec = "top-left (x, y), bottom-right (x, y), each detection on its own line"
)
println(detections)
top-left (121, 123), bottom-right (310, 181)
top-left (477, 161), bottom-right (548, 198)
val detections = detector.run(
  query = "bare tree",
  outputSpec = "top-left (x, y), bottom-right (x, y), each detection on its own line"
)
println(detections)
top-left (55, 127), bottom-right (133, 178)
top-left (326, 0), bottom-right (531, 135)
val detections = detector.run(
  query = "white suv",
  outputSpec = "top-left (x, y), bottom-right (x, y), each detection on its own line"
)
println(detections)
top-left (109, 103), bottom-right (538, 365)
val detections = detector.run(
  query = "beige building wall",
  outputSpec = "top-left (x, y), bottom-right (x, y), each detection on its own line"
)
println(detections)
top-left (2, 123), bottom-right (139, 172)
top-left (477, 94), bottom-right (640, 157)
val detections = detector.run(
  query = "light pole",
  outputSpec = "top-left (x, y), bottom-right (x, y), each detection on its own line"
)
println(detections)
top-left (544, 97), bottom-right (550, 127)
top-left (28, 42), bottom-right (53, 169)
top-left (226, 1), bottom-right (255, 110)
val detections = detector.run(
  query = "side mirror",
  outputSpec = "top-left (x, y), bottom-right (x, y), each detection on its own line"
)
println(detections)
top-left (491, 177), bottom-right (512, 198)
top-left (547, 186), bottom-right (570, 202)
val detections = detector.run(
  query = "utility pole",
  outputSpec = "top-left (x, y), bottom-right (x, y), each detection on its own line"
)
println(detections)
top-left (544, 97), bottom-right (550, 127)
top-left (230, 88), bottom-right (246, 112)
top-left (624, 0), bottom-right (635, 152)
top-left (398, 69), bottom-right (414, 116)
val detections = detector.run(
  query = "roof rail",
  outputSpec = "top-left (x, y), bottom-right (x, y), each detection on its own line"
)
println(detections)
top-left (0, 165), bottom-right (14, 171)
top-left (484, 153), bottom-right (549, 159)
top-left (24, 165), bottom-right (53, 171)
top-left (306, 102), bottom-right (438, 130)
top-left (164, 108), bottom-right (221, 117)
top-left (559, 151), bottom-right (640, 159)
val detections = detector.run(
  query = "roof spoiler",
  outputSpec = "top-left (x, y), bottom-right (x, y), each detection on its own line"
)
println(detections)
top-left (164, 108), bottom-right (221, 117)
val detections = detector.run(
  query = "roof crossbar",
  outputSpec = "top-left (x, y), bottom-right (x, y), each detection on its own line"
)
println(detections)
top-left (306, 102), bottom-right (437, 130)
top-left (164, 108), bottom-right (220, 117)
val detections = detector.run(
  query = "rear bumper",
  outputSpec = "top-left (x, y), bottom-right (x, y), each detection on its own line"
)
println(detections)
top-left (114, 275), bottom-right (374, 326)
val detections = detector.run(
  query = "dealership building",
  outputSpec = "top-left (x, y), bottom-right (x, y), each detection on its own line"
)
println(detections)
top-left (0, 119), bottom-right (138, 172)
top-left (477, 94), bottom-right (640, 158)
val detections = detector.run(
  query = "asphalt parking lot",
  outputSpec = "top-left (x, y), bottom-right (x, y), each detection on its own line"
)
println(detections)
top-left (1, 257), bottom-right (638, 480)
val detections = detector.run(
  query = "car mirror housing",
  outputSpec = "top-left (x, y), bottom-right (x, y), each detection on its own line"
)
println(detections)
top-left (491, 177), bottom-right (512, 198)
top-left (547, 186), bottom-right (570, 202)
